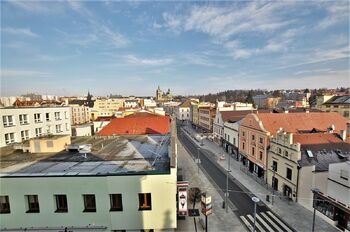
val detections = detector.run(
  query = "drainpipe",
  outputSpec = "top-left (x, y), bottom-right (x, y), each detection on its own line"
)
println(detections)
top-left (296, 165), bottom-right (301, 203)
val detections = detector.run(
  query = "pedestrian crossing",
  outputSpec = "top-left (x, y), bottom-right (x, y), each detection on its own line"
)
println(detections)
top-left (240, 211), bottom-right (294, 232)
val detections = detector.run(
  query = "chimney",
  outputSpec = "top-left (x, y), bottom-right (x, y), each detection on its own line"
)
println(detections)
top-left (340, 130), bottom-right (347, 141)
top-left (288, 133), bottom-right (293, 144)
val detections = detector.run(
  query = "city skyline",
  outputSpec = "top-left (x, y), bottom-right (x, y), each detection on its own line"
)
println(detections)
top-left (1, 1), bottom-right (349, 96)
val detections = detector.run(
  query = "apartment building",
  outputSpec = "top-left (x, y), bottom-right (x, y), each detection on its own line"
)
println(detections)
top-left (239, 112), bottom-right (349, 180)
top-left (198, 106), bottom-right (216, 132)
top-left (69, 104), bottom-right (90, 125)
top-left (90, 99), bottom-right (124, 120)
top-left (0, 106), bottom-right (71, 147)
top-left (0, 123), bottom-right (178, 231)
top-left (124, 99), bottom-right (140, 108)
top-left (175, 100), bottom-right (192, 121)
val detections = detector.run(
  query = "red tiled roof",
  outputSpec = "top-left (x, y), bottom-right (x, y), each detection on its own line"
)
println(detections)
top-left (125, 112), bottom-right (159, 118)
top-left (97, 115), bottom-right (170, 136)
top-left (94, 116), bottom-right (116, 122)
top-left (257, 112), bottom-right (349, 136)
top-left (293, 133), bottom-right (348, 145)
top-left (221, 110), bottom-right (257, 123)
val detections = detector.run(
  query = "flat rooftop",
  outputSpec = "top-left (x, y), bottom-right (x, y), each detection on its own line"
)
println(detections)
top-left (0, 135), bottom-right (170, 177)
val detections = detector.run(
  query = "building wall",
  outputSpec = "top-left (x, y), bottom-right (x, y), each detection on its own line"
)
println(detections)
top-left (175, 107), bottom-right (190, 121)
top-left (91, 99), bottom-right (124, 120)
top-left (198, 108), bottom-right (214, 132)
top-left (0, 169), bottom-right (177, 231)
top-left (69, 104), bottom-right (90, 125)
top-left (223, 122), bottom-right (239, 148)
top-left (239, 114), bottom-right (269, 174)
top-left (192, 105), bottom-right (199, 125)
top-left (29, 135), bottom-right (71, 153)
top-left (320, 104), bottom-right (350, 118)
top-left (266, 133), bottom-right (301, 201)
top-left (0, 107), bottom-right (71, 147)
top-left (327, 162), bottom-right (350, 208)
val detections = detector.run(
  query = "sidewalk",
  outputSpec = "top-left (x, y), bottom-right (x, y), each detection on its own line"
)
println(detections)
top-left (176, 133), bottom-right (245, 232)
top-left (182, 124), bottom-right (340, 232)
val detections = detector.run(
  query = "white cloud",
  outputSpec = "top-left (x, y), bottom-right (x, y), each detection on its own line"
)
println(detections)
top-left (126, 55), bottom-right (173, 66)
top-left (1, 69), bottom-right (54, 78)
top-left (317, 1), bottom-right (349, 29)
top-left (2, 27), bottom-right (38, 37)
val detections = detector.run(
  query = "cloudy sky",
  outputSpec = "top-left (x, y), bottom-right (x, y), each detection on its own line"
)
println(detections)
top-left (1, 1), bottom-right (349, 96)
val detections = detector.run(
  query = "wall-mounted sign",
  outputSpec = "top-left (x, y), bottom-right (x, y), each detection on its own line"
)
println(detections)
top-left (178, 187), bottom-right (188, 216)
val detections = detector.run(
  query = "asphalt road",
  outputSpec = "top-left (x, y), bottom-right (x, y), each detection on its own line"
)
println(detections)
top-left (178, 127), bottom-right (268, 216)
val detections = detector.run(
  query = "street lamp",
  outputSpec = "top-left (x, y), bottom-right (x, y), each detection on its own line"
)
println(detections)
top-left (311, 188), bottom-right (320, 232)
top-left (225, 151), bottom-right (231, 213)
top-left (197, 147), bottom-right (200, 173)
top-left (271, 164), bottom-right (276, 205)
top-left (251, 197), bottom-right (260, 232)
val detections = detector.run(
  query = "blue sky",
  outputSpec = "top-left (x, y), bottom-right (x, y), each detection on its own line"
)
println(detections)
top-left (1, 1), bottom-right (349, 96)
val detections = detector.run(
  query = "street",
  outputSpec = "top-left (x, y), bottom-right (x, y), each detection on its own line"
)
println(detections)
top-left (178, 124), bottom-right (296, 232)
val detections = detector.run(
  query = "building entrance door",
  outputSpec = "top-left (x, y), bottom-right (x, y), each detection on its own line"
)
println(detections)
top-left (284, 185), bottom-right (292, 199)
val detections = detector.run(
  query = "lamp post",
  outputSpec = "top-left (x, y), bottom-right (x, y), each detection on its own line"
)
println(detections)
top-left (251, 197), bottom-right (260, 232)
top-left (271, 164), bottom-right (276, 205)
top-left (197, 147), bottom-right (200, 173)
top-left (225, 151), bottom-right (231, 213)
top-left (311, 188), bottom-right (320, 232)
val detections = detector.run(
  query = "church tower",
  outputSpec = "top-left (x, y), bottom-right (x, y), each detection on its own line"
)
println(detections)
top-left (156, 86), bottom-right (162, 100)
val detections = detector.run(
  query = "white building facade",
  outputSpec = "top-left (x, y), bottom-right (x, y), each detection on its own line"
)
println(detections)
top-left (69, 104), bottom-right (90, 125)
top-left (0, 107), bottom-right (71, 147)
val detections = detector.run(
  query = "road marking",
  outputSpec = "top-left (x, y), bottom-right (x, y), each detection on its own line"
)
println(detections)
top-left (247, 214), bottom-right (266, 232)
top-left (267, 211), bottom-right (293, 232)
top-left (256, 214), bottom-right (274, 232)
top-left (240, 215), bottom-right (253, 231)
top-left (260, 212), bottom-right (284, 232)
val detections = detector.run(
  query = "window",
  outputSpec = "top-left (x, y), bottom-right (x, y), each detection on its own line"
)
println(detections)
top-left (242, 142), bottom-right (245, 150)
top-left (252, 147), bottom-right (255, 156)
top-left (233, 138), bottom-right (236, 146)
top-left (64, 111), bottom-right (68, 119)
top-left (278, 148), bottom-right (282, 154)
top-left (4, 133), bottom-right (15, 145)
top-left (55, 124), bottom-right (62, 133)
top-left (83, 194), bottom-right (96, 212)
top-left (227, 135), bottom-right (230, 142)
top-left (252, 135), bottom-right (255, 140)
top-left (259, 137), bottom-right (263, 144)
top-left (55, 112), bottom-right (61, 120)
top-left (34, 113), bottom-right (42, 123)
top-left (35, 128), bottom-right (42, 137)
top-left (242, 131), bottom-right (245, 137)
top-left (0, 196), bottom-right (10, 214)
top-left (110, 194), bottom-right (123, 211)
top-left (286, 168), bottom-right (292, 180)
top-left (259, 151), bottom-right (263, 160)
top-left (55, 195), bottom-right (68, 213)
top-left (19, 114), bottom-right (28, 125)
top-left (21, 130), bottom-right (29, 141)
top-left (3, 115), bottom-right (14, 127)
top-left (65, 123), bottom-right (69, 131)
top-left (46, 113), bottom-right (50, 122)
top-left (26, 195), bottom-right (40, 213)
top-left (272, 161), bottom-right (278, 172)
top-left (138, 193), bottom-right (151, 210)
top-left (284, 150), bottom-right (289, 157)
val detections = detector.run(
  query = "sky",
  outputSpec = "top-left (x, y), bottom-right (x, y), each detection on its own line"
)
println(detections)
top-left (1, 1), bottom-right (349, 97)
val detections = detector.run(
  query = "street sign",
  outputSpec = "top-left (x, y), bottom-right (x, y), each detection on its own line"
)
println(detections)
top-left (178, 187), bottom-right (188, 216)
top-left (201, 193), bottom-right (213, 216)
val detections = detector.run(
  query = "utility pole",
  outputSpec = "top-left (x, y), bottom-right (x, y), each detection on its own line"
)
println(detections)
top-left (311, 188), bottom-right (320, 232)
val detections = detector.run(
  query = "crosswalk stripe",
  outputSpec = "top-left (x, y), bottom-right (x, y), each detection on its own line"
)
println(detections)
top-left (267, 211), bottom-right (293, 232)
top-left (256, 214), bottom-right (274, 232)
top-left (240, 215), bottom-right (253, 231)
top-left (260, 212), bottom-right (284, 232)
top-left (247, 214), bottom-right (266, 232)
